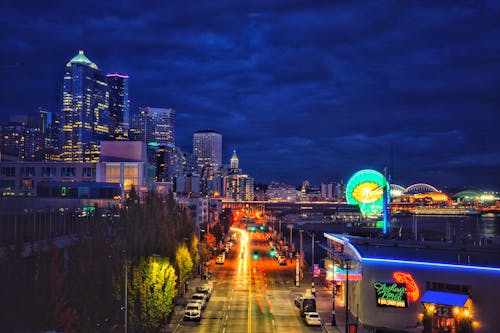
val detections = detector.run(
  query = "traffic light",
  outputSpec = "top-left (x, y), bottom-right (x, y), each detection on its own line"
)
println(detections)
top-left (252, 251), bottom-right (259, 260)
top-left (269, 248), bottom-right (275, 257)
top-left (259, 225), bottom-right (266, 231)
top-left (249, 226), bottom-right (256, 232)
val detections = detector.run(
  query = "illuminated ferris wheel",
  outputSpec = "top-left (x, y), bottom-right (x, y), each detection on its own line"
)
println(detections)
top-left (346, 169), bottom-right (389, 216)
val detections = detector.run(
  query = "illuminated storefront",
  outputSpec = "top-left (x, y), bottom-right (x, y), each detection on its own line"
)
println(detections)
top-left (324, 233), bottom-right (500, 332)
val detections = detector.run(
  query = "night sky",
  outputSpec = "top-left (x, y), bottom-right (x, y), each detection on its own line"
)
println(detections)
top-left (1, 1), bottom-right (499, 190)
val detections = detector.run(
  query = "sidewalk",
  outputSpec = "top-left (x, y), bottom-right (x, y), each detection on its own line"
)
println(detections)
top-left (164, 274), bottom-right (210, 332)
top-left (297, 268), bottom-right (372, 333)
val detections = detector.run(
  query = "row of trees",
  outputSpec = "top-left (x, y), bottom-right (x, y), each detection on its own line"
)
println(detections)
top-left (0, 190), bottom-right (198, 332)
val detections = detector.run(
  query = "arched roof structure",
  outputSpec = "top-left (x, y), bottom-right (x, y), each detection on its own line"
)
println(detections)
top-left (390, 184), bottom-right (405, 198)
top-left (404, 183), bottom-right (440, 195)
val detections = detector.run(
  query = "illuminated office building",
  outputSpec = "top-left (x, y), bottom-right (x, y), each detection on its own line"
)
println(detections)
top-left (193, 130), bottom-right (222, 172)
top-left (223, 151), bottom-right (254, 201)
top-left (60, 50), bottom-right (109, 162)
top-left (106, 73), bottom-right (129, 140)
top-left (130, 107), bottom-right (175, 145)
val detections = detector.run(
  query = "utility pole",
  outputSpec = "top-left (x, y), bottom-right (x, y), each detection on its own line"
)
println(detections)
top-left (345, 260), bottom-right (350, 333)
top-left (124, 263), bottom-right (127, 333)
top-left (312, 232), bottom-right (315, 270)
top-left (332, 275), bottom-right (336, 326)
top-left (307, 231), bottom-right (315, 270)
top-left (299, 229), bottom-right (304, 270)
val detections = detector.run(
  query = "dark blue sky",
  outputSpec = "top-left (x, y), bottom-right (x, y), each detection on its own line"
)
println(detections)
top-left (1, 1), bottom-right (499, 189)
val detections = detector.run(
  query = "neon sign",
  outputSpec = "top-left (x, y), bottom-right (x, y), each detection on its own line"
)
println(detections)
top-left (333, 265), bottom-right (362, 281)
top-left (374, 282), bottom-right (407, 308)
top-left (392, 271), bottom-right (420, 302)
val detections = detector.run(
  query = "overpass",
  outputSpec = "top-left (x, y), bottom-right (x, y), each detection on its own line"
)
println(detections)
top-left (221, 200), bottom-right (361, 217)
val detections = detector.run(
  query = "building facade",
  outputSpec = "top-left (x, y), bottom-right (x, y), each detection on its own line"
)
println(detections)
top-left (60, 51), bottom-right (109, 162)
top-left (193, 130), bottom-right (222, 172)
top-left (106, 73), bottom-right (130, 140)
top-left (324, 233), bottom-right (500, 333)
top-left (130, 107), bottom-right (175, 145)
top-left (223, 151), bottom-right (254, 201)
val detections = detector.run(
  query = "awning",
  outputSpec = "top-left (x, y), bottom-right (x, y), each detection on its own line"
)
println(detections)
top-left (421, 290), bottom-right (469, 307)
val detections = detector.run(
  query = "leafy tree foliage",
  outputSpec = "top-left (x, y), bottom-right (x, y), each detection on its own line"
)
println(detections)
top-left (127, 256), bottom-right (176, 332)
top-left (0, 190), bottom-right (198, 332)
top-left (175, 243), bottom-right (194, 293)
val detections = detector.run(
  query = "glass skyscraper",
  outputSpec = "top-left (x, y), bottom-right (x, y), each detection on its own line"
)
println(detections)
top-left (60, 50), bottom-right (109, 162)
top-left (106, 73), bottom-right (129, 140)
top-left (130, 107), bottom-right (175, 145)
top-left (192, 130), bottom-right (222, 172)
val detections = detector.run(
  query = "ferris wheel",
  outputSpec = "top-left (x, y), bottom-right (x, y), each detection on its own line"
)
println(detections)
top-left (346, 169), bottom-right (389, 216)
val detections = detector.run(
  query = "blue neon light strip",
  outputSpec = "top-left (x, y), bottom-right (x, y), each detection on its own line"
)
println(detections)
top-left (362, 257), bottom-right (500, 273)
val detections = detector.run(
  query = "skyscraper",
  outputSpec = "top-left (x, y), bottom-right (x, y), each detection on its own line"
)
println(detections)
top-left (60, 50), bottom-right (109, 162)
top-left (130, 107), bottom-right (175, 145)
top-left (223, 151), bottom-right (254, 201)
top-left (106, 73), bottom-right (129, 140)
top-left (193, 130), bottom-right (222, 172)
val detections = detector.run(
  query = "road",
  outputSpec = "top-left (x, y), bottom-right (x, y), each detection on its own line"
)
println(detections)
top-left (177, 229), bottom-right (324, 333)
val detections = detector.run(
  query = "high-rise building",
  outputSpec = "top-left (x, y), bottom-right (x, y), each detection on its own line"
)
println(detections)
top-left (130, 107), bottom-right (175, 145)
top-left (223, 150), bottom-right (254, 201)
top-left (321, 182), bottom-right (334, 201)
top-left (39, 107), bottom-right (51, 136)
top-left (154, 144), bottom-right (183, 182)
top-left (106, 73), bottom-right (129, 140)
top-left (60, 50), bottom-right (109, 162)
top-left (0, 122), bottom-right (44, 161)
top-left (193, 130), bottom-right (222, 172)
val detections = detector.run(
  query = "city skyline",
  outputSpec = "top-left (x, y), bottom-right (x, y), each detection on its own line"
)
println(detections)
top-left (1, 1), bottom-right (499, 189)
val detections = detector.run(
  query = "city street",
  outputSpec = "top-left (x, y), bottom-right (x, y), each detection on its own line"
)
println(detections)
top-left (174, 230), bottom-right (326, 333)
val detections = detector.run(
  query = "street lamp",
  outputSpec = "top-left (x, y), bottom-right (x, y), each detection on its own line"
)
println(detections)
top-left (345, 259), bottom-right (352, 333)
top-left (332, 275), bottom-right (337, 327)
top-left (306, 231), bottom-right (315, 271)
top-left (124, 261), bottom-right (127, 333)
top-left (299, 229), bottom-right (304, 269)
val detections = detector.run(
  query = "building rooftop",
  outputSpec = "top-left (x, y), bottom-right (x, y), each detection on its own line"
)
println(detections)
top-left (66, 50), bottom-right (98, 69)
top-left (324, 233), bottom-right (500, 268)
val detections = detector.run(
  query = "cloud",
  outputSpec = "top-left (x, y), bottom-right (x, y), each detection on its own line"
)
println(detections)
top-left (1, 0), bottom-right (499, 188)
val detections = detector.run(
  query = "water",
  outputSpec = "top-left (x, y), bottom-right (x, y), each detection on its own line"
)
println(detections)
top-left (391, 215), bottom-right (499, 243)
top-left (284, 215), bottom-right (500, 266)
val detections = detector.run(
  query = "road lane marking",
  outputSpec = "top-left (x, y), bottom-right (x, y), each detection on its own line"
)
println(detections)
top-left (247, 255), bottom-right (252, 333)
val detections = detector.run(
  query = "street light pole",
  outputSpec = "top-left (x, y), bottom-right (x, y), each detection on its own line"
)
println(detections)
top-left (299, 229), bottom-right (304, 269)
top-left (306, 231), bottom-right (315, 270)
top-left (124, 261), bottom-right (127, 333)
top-left (332, 278), bottom-right (336, 326)
top-left (345, 260), bottom-right (350, 333)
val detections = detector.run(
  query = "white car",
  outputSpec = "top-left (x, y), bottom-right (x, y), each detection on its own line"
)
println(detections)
top-left (305, 312), bottom-right (321, 326)
top-left (191, 293), bottom-right (207, 309)
top-left (183, 302), bottom-right (201, 321)
top-left (196, 284), bottom-right (212, 300)
top-left (216, 255), bottom-right (225, 264)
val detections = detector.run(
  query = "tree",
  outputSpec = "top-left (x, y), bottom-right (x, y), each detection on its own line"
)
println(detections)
top-left (127, 256), bottom-right (176, 332)
top-left (189, 236), bottom-right (200, 272)
top-left (175, 243), bottom-right (194, 294)
top-left (204, 233), bottom-right (217, 250)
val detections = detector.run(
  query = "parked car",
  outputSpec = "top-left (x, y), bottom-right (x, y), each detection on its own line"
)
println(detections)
top-left (196, 284), bottom-right (212, 300)
top-left (305, 312), bottom-right (321, 326)
top-left (183, 302), bottom-right (201, 321)
top-left (191, 293), bottom-right (207, 309)
top-left (278, 255), bottom-right (287, 265)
